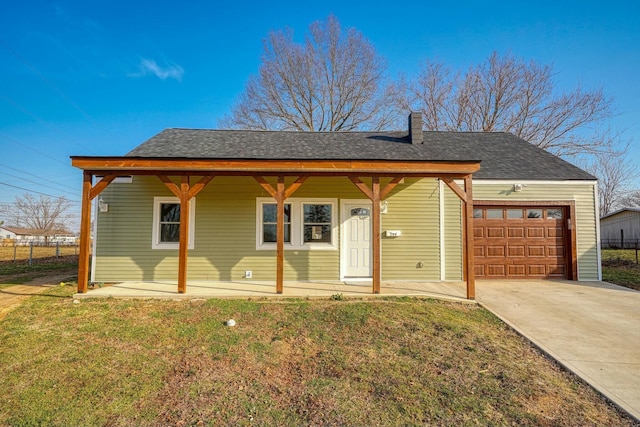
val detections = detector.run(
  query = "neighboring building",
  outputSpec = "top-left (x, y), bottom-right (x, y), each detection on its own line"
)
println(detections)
top-left (600, 208), bottom-right (640, 248)
top-left (71, 113), bottom-right (600, 296)
top-left (0, 226), bottom-right (77, 245)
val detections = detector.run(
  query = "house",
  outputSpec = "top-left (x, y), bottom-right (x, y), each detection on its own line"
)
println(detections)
top-left (71, 113), bottom-right (600, 299)
top-left (0, 226), bottom-right (77, 246)
top-left (600, 208), bottom-right (640, 248)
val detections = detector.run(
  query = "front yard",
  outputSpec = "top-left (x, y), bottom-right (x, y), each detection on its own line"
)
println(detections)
top-left (0, 284), bottom-right (634, 426)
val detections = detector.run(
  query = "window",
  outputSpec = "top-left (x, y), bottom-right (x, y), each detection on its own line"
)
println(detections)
top-left (256, 198), bottom-right (336, 250)
top-left (303, 204), bottom-right (332, 243)
top-left (527, 209), bottom-right (543, 219)
top-left (507, 209), bottom-right (524, 219)
top-left (262, 203), bottom-right (291, 243)
top-left (473, 208), bottom-right (483, 218)
top-left (152, 197), bottom-right (196, 249)
top-left (486, 209), bottom-right (503, 219)
top-left (547, 208), bottom-right (563, 219)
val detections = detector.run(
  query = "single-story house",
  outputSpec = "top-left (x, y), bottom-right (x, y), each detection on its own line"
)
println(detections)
top-left (600, 207), bottom-right (640, 248)
top-left (0, 226), bottom-right (77, 245)
top-left (71, 113), bottom-right (601, 299)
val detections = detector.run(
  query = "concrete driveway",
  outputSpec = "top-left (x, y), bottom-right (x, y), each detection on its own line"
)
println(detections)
top-left (477, 279), bottom-right (640, 422)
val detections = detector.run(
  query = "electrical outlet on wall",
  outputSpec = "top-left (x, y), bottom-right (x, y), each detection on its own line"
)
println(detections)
top-left (245, 270), bottom-right (252, 279)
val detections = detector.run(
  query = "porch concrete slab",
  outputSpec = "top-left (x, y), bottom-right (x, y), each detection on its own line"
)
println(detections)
top-left (477, 279), bottom-right (640, 422)
top-left (74, 280), bottom-right (471, 302)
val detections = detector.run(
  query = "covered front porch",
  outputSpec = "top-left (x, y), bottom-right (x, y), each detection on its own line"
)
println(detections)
top-left (71, 157), bottom-right (480, 299)
top-left (73, 279), bottom-right (471, 302)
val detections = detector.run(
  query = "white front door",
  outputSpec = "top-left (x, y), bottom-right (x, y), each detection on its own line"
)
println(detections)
top-left (342, 201), bottom-right (372, 278)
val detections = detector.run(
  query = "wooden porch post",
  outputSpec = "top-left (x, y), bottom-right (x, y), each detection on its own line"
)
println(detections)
top-left (77, 173), bottom-right (117, 293)
top-left (463, 175), bottom-right (475, 300)
top-left (254, 175), bottom-right (308, 294)
top-left (77, 171), bottom-right (93, 293)
top-left (275, 176), bottom-right (285, 294)
top-left (348, 175), bottom-right (402, 295)
top-left (158, 175), bottom-right (215, 294)
top-left (371, 176), bottom-right (381, 294)
top-left (177, 176), bottom-right (190, 293)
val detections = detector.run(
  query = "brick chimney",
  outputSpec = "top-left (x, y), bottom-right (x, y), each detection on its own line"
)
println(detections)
top-left (408, 112), bottom-right (423, 144)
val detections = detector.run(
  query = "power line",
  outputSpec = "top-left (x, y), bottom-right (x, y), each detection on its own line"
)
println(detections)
top-left (0, 95), bottom-right (96, 154)
top-left (0, 163), bottom-right (79, 193)
top-left (0, 133), bottom-right (69, 166)
top-left (0, 170), bottom-right (79, 198)
top-left (0, 181), bottom-right (81, 203)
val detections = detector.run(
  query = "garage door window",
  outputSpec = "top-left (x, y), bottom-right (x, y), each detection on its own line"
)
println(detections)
top-left (507, 209), bottom-right (523, 219)
top-left (486, 209), bottom-right (503, 219)
top-left (547, 208), bottom-right (563, 219)
top-left (527, 209), bottom-right (543, 219)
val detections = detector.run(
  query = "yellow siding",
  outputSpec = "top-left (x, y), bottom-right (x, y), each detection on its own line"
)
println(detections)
top-left (443, 183), bottom-right (463, 280)
top-left (93, 176), bottom-right (598, 283)
top-left (381, 178), bottom-right (441, 280)
top-left (471, 181), bottom-right (599, 280)
top-left (94, 176), bottom-right (444, 282)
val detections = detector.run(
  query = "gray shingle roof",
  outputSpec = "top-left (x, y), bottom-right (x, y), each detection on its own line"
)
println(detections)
top-left (126, 129), bottom-right (595, 180)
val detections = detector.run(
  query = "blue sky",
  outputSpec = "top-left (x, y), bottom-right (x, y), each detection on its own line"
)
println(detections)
top-left (1, 0), bottom-right (639, 229)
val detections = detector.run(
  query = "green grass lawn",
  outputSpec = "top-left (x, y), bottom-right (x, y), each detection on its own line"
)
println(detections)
top-left (601, 249), bottom-right (640, 291)
top-left (0, 287), bottom-right (634, 426)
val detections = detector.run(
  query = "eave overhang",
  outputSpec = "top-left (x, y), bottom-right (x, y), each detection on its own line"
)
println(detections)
top-left (70, 156), bottom-right (481, 177)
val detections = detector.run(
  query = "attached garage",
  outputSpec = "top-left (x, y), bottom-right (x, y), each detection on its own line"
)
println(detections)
top-left (473, 202), bottom-right (577, 280)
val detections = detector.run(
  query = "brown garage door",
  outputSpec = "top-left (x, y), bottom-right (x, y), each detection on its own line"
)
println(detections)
top-left (473, 206), bottom-right (569, 279)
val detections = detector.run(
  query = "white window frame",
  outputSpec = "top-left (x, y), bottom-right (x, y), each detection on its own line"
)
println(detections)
top-left (256, 197), bottom-right (337, 250)
top-left (152, 197), bottom-right (196, 250)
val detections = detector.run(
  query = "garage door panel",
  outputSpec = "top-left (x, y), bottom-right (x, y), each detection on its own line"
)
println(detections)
top-left (487, 227), bottom-right (504, 238)
top-left (508, 265), bottom-right (526, 276)
top-left (527, 227), bottom-right (545, 238)
top-left (528, 246), bottom-right (546, 257)
top-left (548, 265), bottom-right (566, 276)
top-left (549, 246), bottom-right (565, 257)
top-left (508, 227), bottom-right (525, 237)
top-left (474, 205), bottom-right (569, 279)
top-left (486, 265), bottom-right (506, 277)
top-left (487, 245), bottom-right (505, 257)
top-left (548, 227), bottom-right (564, 238)
top-left (508, 246), bottom-right (525, 257)
top-left (527, 265), bottom-right (546, 276)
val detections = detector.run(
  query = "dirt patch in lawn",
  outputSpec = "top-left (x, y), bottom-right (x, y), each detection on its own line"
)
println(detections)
top-left (0, 269), bottom-right (77, 321)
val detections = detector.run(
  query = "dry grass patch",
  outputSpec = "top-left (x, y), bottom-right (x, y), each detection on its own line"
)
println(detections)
top-left (0, 291), bottom-right (635, 426)
top-left (602, 249), bottom-right (640, 291)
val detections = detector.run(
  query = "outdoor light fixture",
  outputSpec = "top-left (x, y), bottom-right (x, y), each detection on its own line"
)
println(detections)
top-left (513, 184), bottom-right (527, 192)
top-left (98, 197), bottom-right (109, 213)
top-left (381, 200), bottom-right (388, 214)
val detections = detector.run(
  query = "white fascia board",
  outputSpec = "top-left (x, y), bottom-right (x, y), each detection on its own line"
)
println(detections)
top-left (471, 179), bottom-right (597, 185)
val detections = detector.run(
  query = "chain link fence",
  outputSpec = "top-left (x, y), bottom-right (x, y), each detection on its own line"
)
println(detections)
top-left (0, 241), bottom-right (80, 264)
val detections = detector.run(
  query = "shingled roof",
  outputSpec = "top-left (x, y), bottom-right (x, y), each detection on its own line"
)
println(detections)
top-left (126, 128), bottom-right (595, 181)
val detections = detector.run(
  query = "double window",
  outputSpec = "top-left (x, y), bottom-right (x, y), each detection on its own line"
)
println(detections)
top-left (257, 198), bottom-right (336, 250)
top-left (152, 197), bottom-right (196, 249)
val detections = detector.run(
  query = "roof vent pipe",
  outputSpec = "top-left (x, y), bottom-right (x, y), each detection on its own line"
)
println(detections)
top-left (409, 112), bottom-right (423, 144)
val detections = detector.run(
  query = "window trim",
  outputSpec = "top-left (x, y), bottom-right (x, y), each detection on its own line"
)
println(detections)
top-left (152, 197), bottom-right (196, 250)
top-left (256, 197), bottom-right (337, 250)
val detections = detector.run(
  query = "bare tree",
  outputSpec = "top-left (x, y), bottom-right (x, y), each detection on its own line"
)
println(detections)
top-left (0, 194), bottom-right (73, 239)
top-left (221, 15), bottom-right (400, 131)
top-left (406, 52), bottom-right (615, 158)
top-left (584, 143), bottom-right (639, 216)
top-left (619, 189), bottom-right (640, 208)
